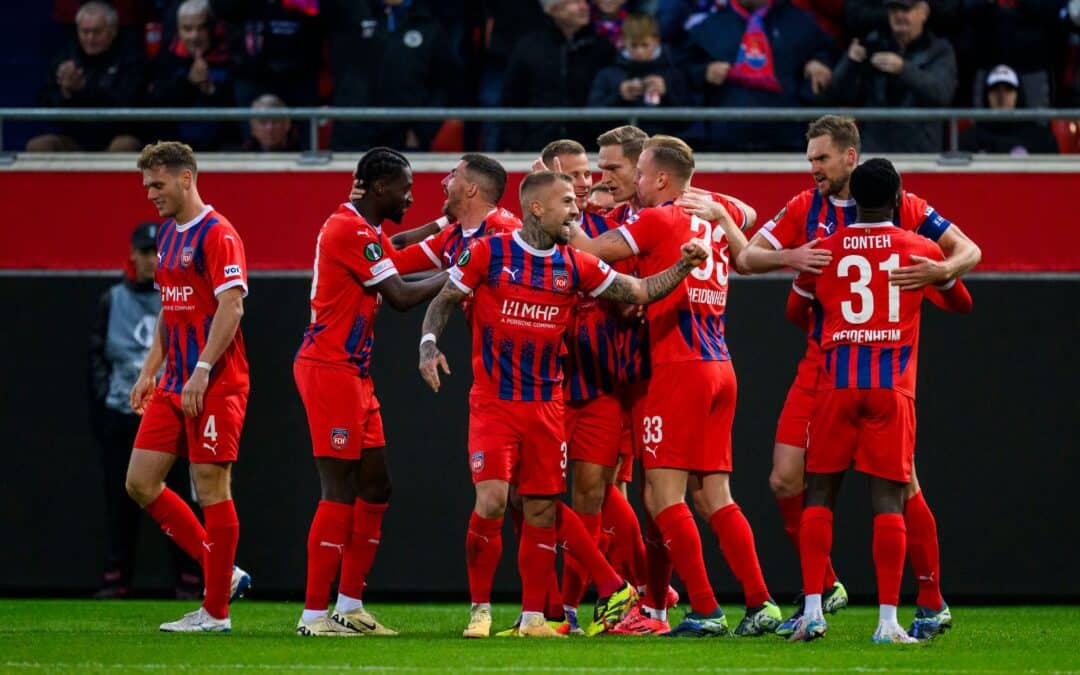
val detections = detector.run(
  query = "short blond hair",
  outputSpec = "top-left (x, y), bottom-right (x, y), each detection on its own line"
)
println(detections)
top-left (806, 115), bottom-right (861, 154)
top-left (137, 141), bottom-right (198, 175)
top-left (519, 171), bottom-right (573, 208)
top-left (622, 13), bottom-right (659, 43)
top-left (643, 135), bottom-right (694, 184)
top-left (597, 125), bottom-right (648, 163)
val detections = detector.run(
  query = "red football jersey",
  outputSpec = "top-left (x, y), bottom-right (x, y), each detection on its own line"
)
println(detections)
top-left (394, 208), bottom-right (522, 275)
top-left (154, 206), bottom-right (249, 395)
top-left (295, 203), bottom-right (400, 376)
top-left (449, 230), bottom-right (617, 401)
top-left (792, 222), bottom-right (949, 398)
top-left (618, 194), bottom-right (745, 365)
top-left (606, 202), bottom-right (652, 386)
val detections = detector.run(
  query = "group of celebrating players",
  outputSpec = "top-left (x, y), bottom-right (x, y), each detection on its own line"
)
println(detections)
top-left (122, 113), bottom-right (979, 644)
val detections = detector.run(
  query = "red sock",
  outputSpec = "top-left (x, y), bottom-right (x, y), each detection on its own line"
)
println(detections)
top-left (708, 503), bottom-right (771, 607)
top-left (466, 512), bottom-right (503, 605)
top-left (545, 565), bottom-right (564, 620)
top-left (510, 507), bottom-right (524, 537)
top-left (654, 503), bottom-right (718, 616)
top-left (304, 500), bottom-right (353, 611)
top-left (519, 522), bottom-right (556, 613)
top-left (144, 488), bottom-right (207, 567)
top-left (904, 491), bottom-right (943, 610)
top-left (338, 499), bottom-right (387, 599)
top-left (556, 503), bottom-right (621, 597)
top-left (603, 484), bottom-right (647, 587)
top-left (644, 514), bottom-right (673, 610)
top-left (873, 513), bottom-right (906, 607)
top-left (799, 506), bottom-right (833, 597)
top-left (560, 511), bottom-right (600, 608)
top-left (777, 493), bottom-right (838, 590)
top-left (202, 500), bottom-right (239, 620)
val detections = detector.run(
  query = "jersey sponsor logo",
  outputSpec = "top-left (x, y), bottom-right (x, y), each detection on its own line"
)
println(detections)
top-left (686, 287), bottom-right (727, 305)
top-left (457, 249), bottom-right (471, 266)
top-left (832, 328), bottom-right (901, 343)
top-left (470, 451), bottom-right (484, 473)
top-left (223, 264), bottom-right (242, 278)
top-left (180, 246), bottom-right (194, 267)
top-left (161, 285), bottom-right (196, 303)
top-left (818, 221), bottom-right (837, 236)
top-left (553, 270), bottom-right (569, 290)
top-left (370, 259), bottom-right (395, 277)
top-left (364, 242), bottom-right (384, 262)
top-left (330, 427), bottom-right (349, 450)
top-left (501, 299), bottom-right (561, 322)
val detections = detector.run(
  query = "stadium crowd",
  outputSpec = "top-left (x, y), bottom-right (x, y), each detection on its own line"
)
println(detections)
top-left (20, 0), bottom-right (1080, 154)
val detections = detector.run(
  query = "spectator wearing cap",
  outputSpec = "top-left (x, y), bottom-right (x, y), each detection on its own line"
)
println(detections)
top-left (88, 223), bottom-right (202, 599)
top-left (685, 0), bottom-right (837, 151)
top-left (959, 65), bottom-right (1058, 154)
top-left (828, 0), bottom-right (957, 152)
top-left (147, 0), bottom-right (234, 150)
top-left (499, 0), bottom-right (616, 151)
top-left (239, 94), bottom-right (302, 151)
top-left (29, 1), bottom-right (144, 152)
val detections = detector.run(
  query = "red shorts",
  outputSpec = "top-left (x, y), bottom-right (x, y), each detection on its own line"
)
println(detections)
top-left (775, 382), bottom-right (820, 448)
top-left (807, 388), bottom-right (916, 483)
top-left (565, 393), bottom-right (622, 468)
top-left (294, 362), bottom-right (386, 458)
top-left (468, 394), bottom-right (566, 496)
top-left (640, 360), bottom-right (735, 473)
top-left (616, 380), bottom-right (648, 483)
top-left (134, 388), bottom-right (247, 463)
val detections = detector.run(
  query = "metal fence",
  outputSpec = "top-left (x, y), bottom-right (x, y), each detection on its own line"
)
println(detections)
top-left (2, 106), bottom-right (1077, 153)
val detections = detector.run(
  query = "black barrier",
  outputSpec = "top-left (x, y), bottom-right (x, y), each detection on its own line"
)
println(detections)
top-left (1, 277), bottom-right (1076, 601)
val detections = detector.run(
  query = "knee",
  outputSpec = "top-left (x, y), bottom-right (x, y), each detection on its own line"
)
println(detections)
top-left (572, 479), bottom-right (606, 515)
top-left (358, 479), bottom-right (392, 505)
top-left (474, 488), bottom-right (507, 520)
top-left (125, 474), bottom-right (162, 507)
top-left (769, 465), bottom-right (803, 498)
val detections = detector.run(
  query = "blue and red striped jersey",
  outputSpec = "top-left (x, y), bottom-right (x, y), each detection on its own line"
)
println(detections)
top-left (394, 208), bottom-right (521, 274)
top-left (154, 206), bottom-right (249, 395)
top-left (450, 230), bottom-right (617, 402)
top-left (607, 202), bottom-right (652, 386)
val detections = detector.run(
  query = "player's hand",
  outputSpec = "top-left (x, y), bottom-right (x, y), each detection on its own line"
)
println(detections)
top-left (419, 343), bottom-right (450, 393)
top-left (349, 179), bottom-right (366, 203)
top-left (804, 59), bottom-right (832, 95)
top-left (706, 61), bottom-right (731, 86)
top-left (620, 78), bottom-right (644, 101)
top-left (847, 38), bottom-right (867, 63)
top-left (181, 368), bottom-right (209, 418)
top-left (188, 54), bottom-right (209, 85)
top-left (130, 374), bottom-right (156, 415)
top-left (530, 155), bottom-right (562, 174)
top-left (675, 191), bottom-right (730, 225)
top-left (782, 239), bottom-right (832, 274)
top-left (870, 52), bottom-right (904, 74)
top-left (643, 75), bottom-right (667, 98)
top-left (889, 254), bottom-right (949, 290)
top-left (680, 239), bottom-right (710, 267)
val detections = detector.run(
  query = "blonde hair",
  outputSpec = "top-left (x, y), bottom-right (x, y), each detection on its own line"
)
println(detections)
top-left (643, 135), bottom-right (694, 184)
top-left (806, 115), bottom-right (861, 154)
top-left (622, 13), bottom-right (659, 43)
top-left (597, 125), bottom-right (648, 163)
top-left (137, 141), bottom-right (198, 175)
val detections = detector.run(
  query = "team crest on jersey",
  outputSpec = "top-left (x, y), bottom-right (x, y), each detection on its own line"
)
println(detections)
top-left (470, 451), bottom-right (484, 473)
top-left (180, 247), bottom-right (194, 267)
top-left (330, 428), bottom-right (349, 450)
top-left (364, 242), bottom-right (384, 262)
top-left (553, 270), bottom-right (569, 291)
top-left (457, 249), bottom-right (472, 266)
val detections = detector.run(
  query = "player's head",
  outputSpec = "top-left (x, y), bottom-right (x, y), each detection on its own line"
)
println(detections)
top-left (636, 135), bottom-right (694, 207)
top-left (355, 147), bottom-right (413, 224)
top-left (587, 183), bottom-right (615, 212)
top-left (520, 171), bottom-right (578, 245)
top-left (442, 154), bottom-right (507, 220)
top-left (850, 158), bottom-right (901, 219)
top-left (597, 125), bottom-right (647, 203)
top-left (137, 141), bottom-right (198, 219)
top-left (806, 115), bottom-right (860, 197)
top-left (541, 139), bottom-right (592, 211)
top-left (130, 221), bottom-right (158, 283)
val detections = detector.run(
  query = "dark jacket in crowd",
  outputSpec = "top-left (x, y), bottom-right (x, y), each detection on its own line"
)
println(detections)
top-left (957, 0), bottom-right (1064, 86)
top-left (499, 17), bottom-right (616, 151)
top-left (332, 0), bottom-right (458, 150)
top-left (38, 40), bottom-right (144, 150)
top-left (147, 29), bottom-right (234, 149)
top-left (829, 30), bottom-right (957, 152)
top-left (845, 0), bottom-right (962, 40)
top-left (686, 0), bottom-right (836, 150)
top-left (958, 121), bottom-right (1059, 154)
top-left (588, 46), bottom-right (691, 136)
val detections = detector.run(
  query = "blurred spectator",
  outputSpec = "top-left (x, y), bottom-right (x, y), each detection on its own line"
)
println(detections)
top-left (588, 12), bottom-right (691, 135)
top-left (686, 0), bottom-right (836, 150)
top-left (88, 222), bottom-right (202, 600)
top-left (29, 1), bottom-right (144, 152)
top-left (592, 0), bottom-right (630, 49)
top-left (959, 65), bottom-right (1059, 154)
top-left (791, 0), bottom-right (846, 44)
top-left (147, 0), bottom-right (234, 150)
top-left (239, 93), bottom-right (302, 151)
top-left (656, 0), bottom-right (715, 61)
top-left (499, 0), bottom-right (616, 151)
top-left (829, 0), bottom-right (957, 152)
top-left (211, 0), bottom-right (324, 109)
top-left (845, 0), bottom-right (961, 41)
top-left (332, 0), bottom-right (458, 151)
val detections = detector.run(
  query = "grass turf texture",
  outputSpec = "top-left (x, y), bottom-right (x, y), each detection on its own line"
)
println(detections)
top-left (2, 600), bottom-right (1078, 673)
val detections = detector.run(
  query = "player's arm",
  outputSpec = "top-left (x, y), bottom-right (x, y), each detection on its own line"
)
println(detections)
top-left (389, 216), bottom-right (450, 249)
top-left (597, 240), bottom-right (708, 304)
top-left (889, 224), bottom-right (982, 290)
top-left (567, 224), bottom-right (635, 263)
top-left (923, 278), bottom-right (973, 314)
top-left (373, 270), bottom-right (450, 312)
top-left (130, 309), bottom-right (166, 415)
top-left (685, 186), bottom-right (757, 230)
top-left (674, 190), bottom-right (751, 265)
top-left (417, 279), bottom-right (468, 393)
top-left (785, 278), bottom-right (816, 329)
top-left (180, 287), bottom-right (244, 417)
top-left (737, 232), bottom-right (831, 275)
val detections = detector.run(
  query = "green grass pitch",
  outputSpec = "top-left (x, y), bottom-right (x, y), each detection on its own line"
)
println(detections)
top-left (2, 600), bottom-right (1078, 673)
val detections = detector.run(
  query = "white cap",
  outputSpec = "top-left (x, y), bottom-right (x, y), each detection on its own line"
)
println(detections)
top-left (986, 64), bottom-right (1019, 89)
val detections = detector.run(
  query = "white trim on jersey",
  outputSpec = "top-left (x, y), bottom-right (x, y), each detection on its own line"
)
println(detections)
top-left (851, 221), bottom-right (894, 228)
top-left (759, 224), bottom-right (783, 250)
top-left (790, 281), bottom-right (815, 300)
top-left (512, 230), bottom-right (555, 257)
top-left (419, 240), bottom-right (442, 268)
top-left (616, 225), bottom-right (640, 255)
top-left (362, 262), bottom-right (399, 287)
top-left (175, 205), bottom-right (213, 233)
top-left (448, 267), bottom-right (472, 293)
top-left (828, 196), bottom-right (856, 207)
top-left (214, 278), bottom-right (248, 298)
top-left (588, 269), bottom-right (618, 298)
top-left (934, 278), bottom-right (958, 290)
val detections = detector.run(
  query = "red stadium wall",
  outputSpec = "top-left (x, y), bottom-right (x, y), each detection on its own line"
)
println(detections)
top-left (1, 169), bottom-right (1077, 270)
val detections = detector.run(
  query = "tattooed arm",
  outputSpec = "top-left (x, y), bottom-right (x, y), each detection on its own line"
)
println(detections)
top-left (418, 280), bottom-right (468, 392)
top-left (597, 239), bottom-right (709, 305)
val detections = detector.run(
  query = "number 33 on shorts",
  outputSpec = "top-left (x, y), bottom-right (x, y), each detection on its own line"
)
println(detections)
top-left (642, 416), bottom-right (663, 445)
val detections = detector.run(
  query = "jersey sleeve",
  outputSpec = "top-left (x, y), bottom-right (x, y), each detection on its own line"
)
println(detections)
top-left (618, 208), bottom-right (668, 255)
top-left (574, 249), bottom-right (618, 297)
top-left (204, 224), bottom-right (249, 297)
top-left (448, 238), bottom-right (491, 293)
top-left (327, 222), bottom-right (399, 287)
top-left (711, 193), bottom-right (748, 230)
top-left (902, 192), bottom-right (953, 242)
top-left (759, 193), bottom-right (808, 250)
top-left (395, 232), bottom-right (445, 275)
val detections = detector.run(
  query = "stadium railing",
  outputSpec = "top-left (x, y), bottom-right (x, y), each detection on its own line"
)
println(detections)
top-left (2, 106), bottom-right (1078, 154)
